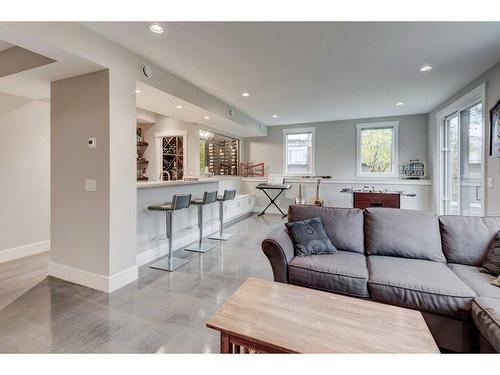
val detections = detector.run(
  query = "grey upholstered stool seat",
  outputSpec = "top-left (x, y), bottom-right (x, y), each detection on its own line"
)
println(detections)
top-left (209, 189), bottom-right (236, 241)
top-left (148, 193), bottom-right (192, 272)
top-left (185, 191), bottom-right (218, 253)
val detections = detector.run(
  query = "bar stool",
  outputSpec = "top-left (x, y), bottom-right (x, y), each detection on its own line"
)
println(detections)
top-left (208, 189), bottom-right (236, 241)
top-left (185, 191), bottom-right (218, 253)
top-left (148, 193), bottom-right (192, 272)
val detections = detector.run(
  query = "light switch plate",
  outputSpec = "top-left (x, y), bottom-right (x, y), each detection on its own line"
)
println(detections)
top-left (88, 137), bottom-right (96, 149)
top-left (487, 178), bottom-right (494, 189)
top-left (85, 179), bottom-right (97, 192)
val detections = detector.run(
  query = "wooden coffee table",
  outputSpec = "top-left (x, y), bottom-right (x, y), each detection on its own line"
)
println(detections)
top-left (206, 277), bottom-right (439, 353)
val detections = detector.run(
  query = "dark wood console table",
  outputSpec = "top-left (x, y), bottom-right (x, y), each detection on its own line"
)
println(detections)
top-left (353, 191), bottom-right (401, 209)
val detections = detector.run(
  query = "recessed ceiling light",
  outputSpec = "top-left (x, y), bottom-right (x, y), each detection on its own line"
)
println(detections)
top-left (272, 114), bottom-right (278, 118)
top-left (396, 102), bottom-right (404, 106)
top-left (175, 105), bottom-right (183, 109)
top-left (203, 115), bottom-right (210, 120)
top-left (135, 89), bottom-right (142, 94)
top-left (420, 65), bottom-right (432, 72)
top-left (148, 24), bottom-right (164, 34)
top-left (242, 92), bottom-right (250, 97)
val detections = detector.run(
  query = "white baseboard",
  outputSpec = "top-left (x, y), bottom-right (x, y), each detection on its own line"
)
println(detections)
top-left (49, 261), bottom-right (138, 293)
top-left (108, 266), bottom-right (139, 293)
top-left (0, 240), bottom-right (50, 264)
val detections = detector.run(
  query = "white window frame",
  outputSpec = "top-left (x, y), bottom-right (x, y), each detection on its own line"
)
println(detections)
top-left (435, 83), bottom-right (486, 216)
top-left (154, 130), bottom-right (188, 181)
top-left (282, 127), bottom-right (316, 176)
top-left (356, 121), bottom-right (399, 178)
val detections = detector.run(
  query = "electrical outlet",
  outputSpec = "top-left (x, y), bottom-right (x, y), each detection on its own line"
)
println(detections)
top-left (487, 178), bottom-right (494, 189)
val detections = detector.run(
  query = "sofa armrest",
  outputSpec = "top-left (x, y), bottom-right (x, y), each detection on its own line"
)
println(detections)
top-left (261, 225), bottom-right (295, 283)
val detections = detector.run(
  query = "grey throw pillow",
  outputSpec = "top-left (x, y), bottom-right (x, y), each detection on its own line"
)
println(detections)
top-left (285, 217), bottom-right (337, 257)
top-left (482, 231), bottom-right (500, 276)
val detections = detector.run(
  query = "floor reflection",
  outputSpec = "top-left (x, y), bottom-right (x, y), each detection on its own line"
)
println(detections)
top-left (0, 214), bottom-right (285, 353)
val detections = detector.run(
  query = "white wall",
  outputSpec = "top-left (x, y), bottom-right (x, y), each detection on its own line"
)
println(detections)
top-left (243, 114), bottom-right (428, 179)
top-left (428, 61), bottom-right (500, 216)
top-left (0, 93), bottom-right (50, 262)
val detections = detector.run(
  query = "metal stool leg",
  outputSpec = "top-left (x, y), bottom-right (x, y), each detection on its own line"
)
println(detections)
top-left (208, 200), bottom-right (233, 241)
top-left (150, 211), bottom-right (190, 271)
top-left (185, 204), bottom-right (216, 253)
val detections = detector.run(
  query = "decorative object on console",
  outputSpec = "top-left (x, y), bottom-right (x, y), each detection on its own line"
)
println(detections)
top-left (400, 159), bottom-right (426, 179)
top-left (311, 178), bottom-right (324, 206)
top-left (482, 230), bottom-right (500, 276)
top-left (490, 99), bottom-right (500, 157)
top-left (285, 217), bottom-right (337, 256)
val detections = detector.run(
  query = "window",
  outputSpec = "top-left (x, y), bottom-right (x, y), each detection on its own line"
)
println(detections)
top-left (283, 128), bottom-right (315, 175)
top-left (356, 121), bottom-right (398, 177)
top-left (438, 84), bottom-right (485, 217)
top-left (199, 130), bottom-right (239, 176)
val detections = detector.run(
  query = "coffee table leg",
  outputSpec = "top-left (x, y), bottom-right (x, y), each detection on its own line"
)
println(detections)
top-left (220, 332), bottom-right (233, 353)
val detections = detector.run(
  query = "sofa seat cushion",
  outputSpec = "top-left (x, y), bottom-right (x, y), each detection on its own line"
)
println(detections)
top-left (288, 251), bottom-right (369, 297)
top-left (472, 297), bottom-right (500, 352)
top-left (448, 263), bottom-right (500, 299)
top-left (367, 256), bottom-right (476, 319)
top-left (364, 208), bottom-right (445, 262)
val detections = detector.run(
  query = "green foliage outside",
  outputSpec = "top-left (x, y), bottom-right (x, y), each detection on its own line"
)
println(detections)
top-left (200, 140), bottom-right (206, 172)
top-left (361, 128), bottom-right (393, 173)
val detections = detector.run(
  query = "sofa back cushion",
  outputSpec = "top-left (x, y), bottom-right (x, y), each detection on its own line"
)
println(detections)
top-left (365, 208), bottom-right (445, 262)
top-left (288, 205), bottom-right (364, 254)
top-left (439, 216), bottom-right (500, 266)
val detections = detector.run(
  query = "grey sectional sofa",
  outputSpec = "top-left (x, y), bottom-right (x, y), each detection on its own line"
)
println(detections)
top-left (261, 205), bottom-right (500, 353)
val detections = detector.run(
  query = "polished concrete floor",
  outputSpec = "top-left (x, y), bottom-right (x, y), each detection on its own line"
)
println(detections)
top-left (0, 214), bottom-right (284, 353)
top-left (0, 251), bottom-right (49, 311)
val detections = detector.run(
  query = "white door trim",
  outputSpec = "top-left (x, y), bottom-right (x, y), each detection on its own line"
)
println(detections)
top-left (154, 130), bottom-right (188, 181)
top-left (436, 83), bottom-right (486, 216)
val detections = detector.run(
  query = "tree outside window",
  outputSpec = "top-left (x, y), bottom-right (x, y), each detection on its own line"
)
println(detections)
top-left (357, 122), bottom-right (398, 177)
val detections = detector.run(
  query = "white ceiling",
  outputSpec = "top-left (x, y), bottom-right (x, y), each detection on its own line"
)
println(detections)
top-left (136, 81), bottom-right (259, 137)
top-left (0, 39), bottom-right (102, 99)
top-left (84, 22), bottom-right (500, 125)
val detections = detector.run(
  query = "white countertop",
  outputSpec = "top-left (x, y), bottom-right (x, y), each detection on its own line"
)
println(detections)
top-left (137, 178), bottom-right (221, 189)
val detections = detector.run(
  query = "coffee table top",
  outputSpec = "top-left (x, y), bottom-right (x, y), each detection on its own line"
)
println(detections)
top-left (206, 277), bottom-right (439, 353)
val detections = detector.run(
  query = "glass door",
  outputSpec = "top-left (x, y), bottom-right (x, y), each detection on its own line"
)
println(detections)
top-left (442, 102), bottom-right (483, 216)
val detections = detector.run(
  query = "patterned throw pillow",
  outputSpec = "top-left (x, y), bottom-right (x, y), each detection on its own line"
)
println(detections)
top-left (483, 231), bottom-right (500, 276)
top-left (285, 217), bottom-right (337, 257)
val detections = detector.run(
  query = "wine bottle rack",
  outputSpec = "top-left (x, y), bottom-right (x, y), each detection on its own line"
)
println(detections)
top-left (204, 134), bottom-right (239, 176)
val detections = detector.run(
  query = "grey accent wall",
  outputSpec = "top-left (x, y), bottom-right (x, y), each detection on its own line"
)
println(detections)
top-left (0, 93), bottom-right (49, 255)
top-left (51, 70), bottom-right (111, 276)
top-left (428, 61), bottom-right (500, 216)
top-left (243, 114), bottom-right (428, 179)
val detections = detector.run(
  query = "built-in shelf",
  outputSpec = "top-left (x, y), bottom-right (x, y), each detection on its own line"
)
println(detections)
top-left (137, 141), bottom-right (149, 147)
top-left (137, 159), bottom-right (149, 165)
